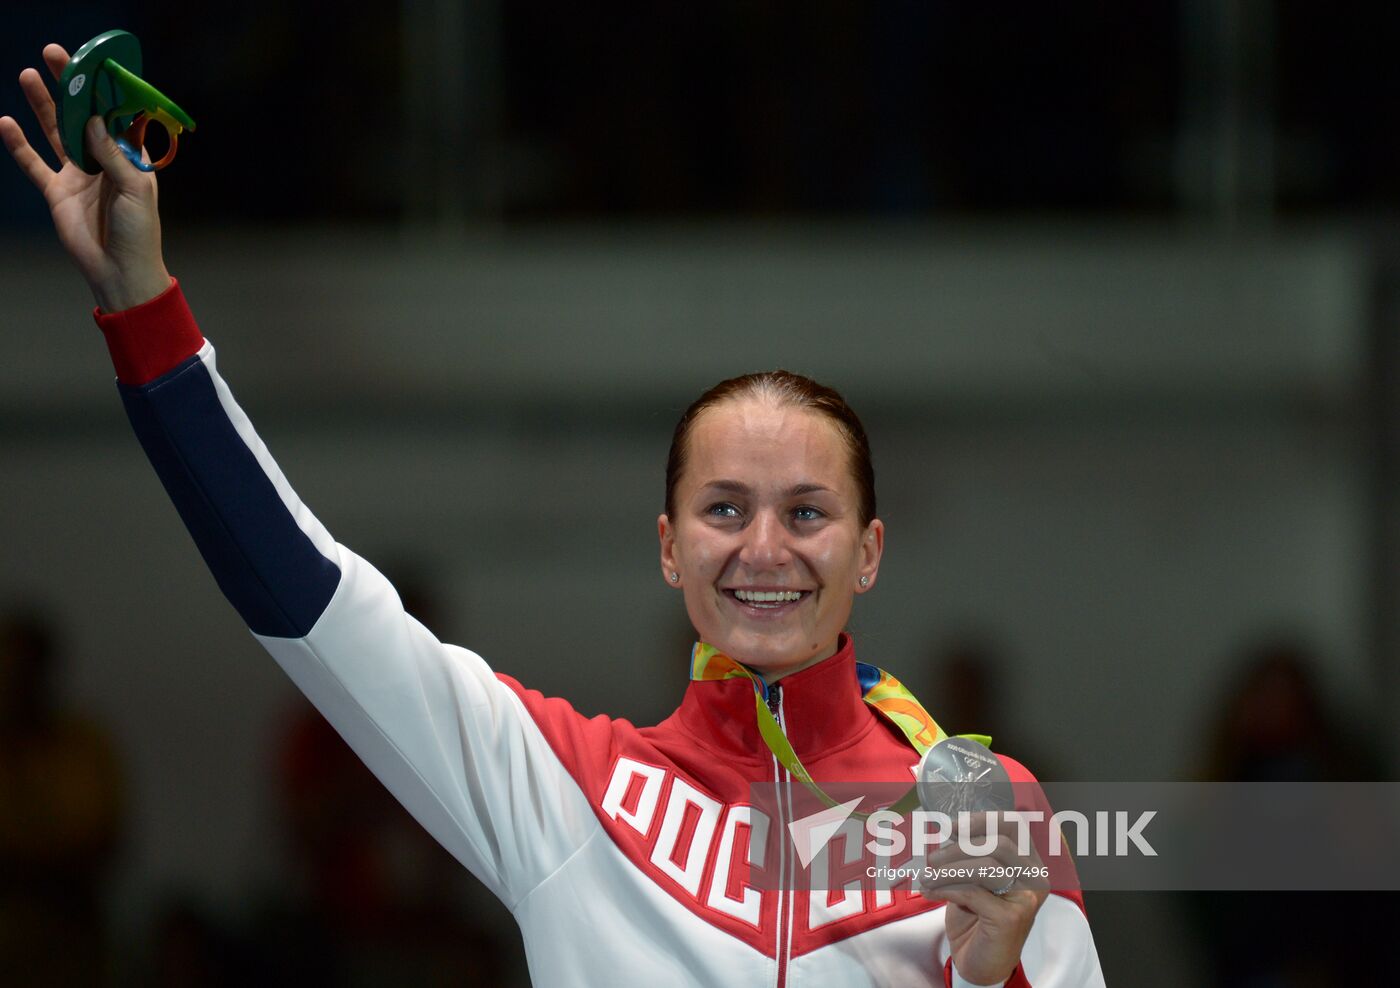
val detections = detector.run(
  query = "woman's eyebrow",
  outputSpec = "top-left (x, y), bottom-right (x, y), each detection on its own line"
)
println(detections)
top-left (701, 479), bottom-right (751, 496)
top-left (700, 480), bottom-right (834, 497)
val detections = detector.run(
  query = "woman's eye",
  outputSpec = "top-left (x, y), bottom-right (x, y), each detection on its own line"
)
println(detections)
top-left (707, 502), bottom-right (740, 518)
top-left (793, 506), bottom-right (824, 522)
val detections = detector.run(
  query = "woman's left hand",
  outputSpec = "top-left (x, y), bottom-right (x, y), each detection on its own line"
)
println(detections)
top-left (919, 811), bottom-right (1050, 985)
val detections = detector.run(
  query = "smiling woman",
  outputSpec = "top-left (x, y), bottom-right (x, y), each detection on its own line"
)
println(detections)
top-left (4, 40), bottom-right (1104, 988)
top-left (658, 383), bottom-right (884, 679)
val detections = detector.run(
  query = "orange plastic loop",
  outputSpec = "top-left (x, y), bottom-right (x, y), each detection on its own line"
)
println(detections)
top-left (122, 113), bottom-right (180, 171)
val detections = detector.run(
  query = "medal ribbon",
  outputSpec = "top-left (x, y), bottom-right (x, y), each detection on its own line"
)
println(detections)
top-left (690, 642), bottom-right (992, 818)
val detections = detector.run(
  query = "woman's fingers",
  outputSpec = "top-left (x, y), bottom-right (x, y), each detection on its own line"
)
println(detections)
top-left (0, 114), bottom-right (57, 194)
top-left (17, 65), bottom-right (67, 164)
top-left (84, 116), bottom-right (145, 194)
top-left (919, 817), bottom-right (1051, 898)
top-left (919, 863), bottom-right (1034, 898)
top-left (937, 881), bottom-right (1041, 910)
top-left (924, 830), bottom-right (1023, 869)
top-left (42, 44), bottom-right (71, 83)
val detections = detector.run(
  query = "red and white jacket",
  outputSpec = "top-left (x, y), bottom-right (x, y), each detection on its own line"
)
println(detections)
top-left (95, 281), bottom-right (1105, 987)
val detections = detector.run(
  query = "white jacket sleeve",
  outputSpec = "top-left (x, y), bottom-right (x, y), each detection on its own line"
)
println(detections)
top-left (117, 329), bottom-right (595, 907)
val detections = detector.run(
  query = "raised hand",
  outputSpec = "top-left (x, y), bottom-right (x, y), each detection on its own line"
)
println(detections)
top-left (1, 43), bottom-right (171, 312)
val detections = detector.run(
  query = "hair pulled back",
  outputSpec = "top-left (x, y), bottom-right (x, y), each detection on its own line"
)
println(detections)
top-left (664, 370), bottom-right (876, 527)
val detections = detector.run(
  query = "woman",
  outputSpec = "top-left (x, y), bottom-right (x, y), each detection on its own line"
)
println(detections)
top-left (2, 44), bottom-right (1103, 987)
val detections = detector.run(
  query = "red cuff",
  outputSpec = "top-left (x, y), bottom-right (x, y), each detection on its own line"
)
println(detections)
top-left (92, 277), bottom-right (206, 386)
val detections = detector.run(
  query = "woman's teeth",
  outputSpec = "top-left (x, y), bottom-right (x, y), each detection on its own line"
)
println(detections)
top-left (732, 589), bottom-right (803, 605)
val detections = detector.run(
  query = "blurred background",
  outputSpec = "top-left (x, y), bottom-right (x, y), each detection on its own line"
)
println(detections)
top-left (3, 2), bottom-right (1397, 985)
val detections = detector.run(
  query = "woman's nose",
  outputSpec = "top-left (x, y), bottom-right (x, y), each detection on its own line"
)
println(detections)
top-left (739, 510), bottom-right (791, 569)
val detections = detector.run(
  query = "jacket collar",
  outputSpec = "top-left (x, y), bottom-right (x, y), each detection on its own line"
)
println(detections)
top-left (672, 633), bottom-right (876, 761)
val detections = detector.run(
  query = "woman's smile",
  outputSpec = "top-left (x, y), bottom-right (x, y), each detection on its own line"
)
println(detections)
top-left (722, 586), bottom-right (813, 617)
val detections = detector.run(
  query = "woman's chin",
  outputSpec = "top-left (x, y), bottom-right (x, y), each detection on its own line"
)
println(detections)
top-left (716, 633), bottom-right (834, 681)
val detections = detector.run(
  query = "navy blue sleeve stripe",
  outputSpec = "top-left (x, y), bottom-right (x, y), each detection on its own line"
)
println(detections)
top-left (120, 353), bottom-right (342, 638)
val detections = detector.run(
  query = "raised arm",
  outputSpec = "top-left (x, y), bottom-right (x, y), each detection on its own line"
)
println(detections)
top-left (4, 44), bottom-right (600, 909)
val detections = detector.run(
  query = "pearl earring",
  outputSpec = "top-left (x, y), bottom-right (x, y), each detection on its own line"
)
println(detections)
top-left (859, 576), bottom-right (869, 587)
top-left (671, 572), bottom-right (680, 583)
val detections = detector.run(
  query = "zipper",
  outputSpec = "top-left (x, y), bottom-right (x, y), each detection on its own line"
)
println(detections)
top-left (769, 682), bottom-right (792, 988)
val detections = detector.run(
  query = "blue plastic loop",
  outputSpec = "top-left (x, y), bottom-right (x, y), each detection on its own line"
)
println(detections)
top-left (114, 136), bottom-right (156, 172)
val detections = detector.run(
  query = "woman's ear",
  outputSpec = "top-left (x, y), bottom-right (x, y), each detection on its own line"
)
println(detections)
top-left (856, 518), bottom-right (884, 592)
top-left (658, 513), bottom-right (681, 587)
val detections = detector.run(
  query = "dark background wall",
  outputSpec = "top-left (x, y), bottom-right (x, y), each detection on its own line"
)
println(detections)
top-left (2, 4), bottom-right (1396, 985)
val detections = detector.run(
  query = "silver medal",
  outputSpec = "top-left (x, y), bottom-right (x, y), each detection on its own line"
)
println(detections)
top-left (916, 736), bottom-right (1013, 814)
